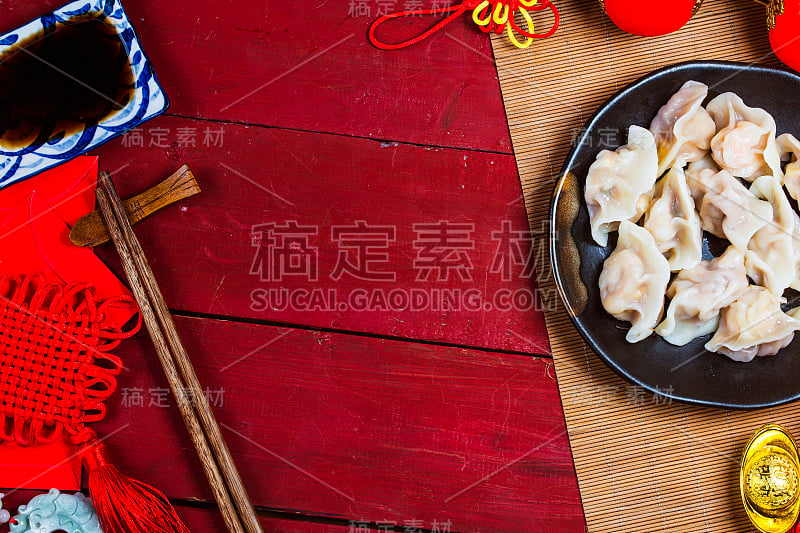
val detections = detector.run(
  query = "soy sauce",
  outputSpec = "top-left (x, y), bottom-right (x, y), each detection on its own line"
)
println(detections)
top-left (0, 15), bottom-right (135, 150)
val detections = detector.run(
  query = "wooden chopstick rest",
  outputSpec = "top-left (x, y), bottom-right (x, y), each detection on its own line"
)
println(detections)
top-left (70, 164), bottom-right (200, 247)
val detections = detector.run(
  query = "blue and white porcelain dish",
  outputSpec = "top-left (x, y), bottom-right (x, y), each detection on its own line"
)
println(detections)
top-left (0, 0), bottom-right (168, 188)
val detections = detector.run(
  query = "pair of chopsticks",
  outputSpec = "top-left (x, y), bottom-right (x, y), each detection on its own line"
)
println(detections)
top-left (96, 172), bottom-right (262, 533)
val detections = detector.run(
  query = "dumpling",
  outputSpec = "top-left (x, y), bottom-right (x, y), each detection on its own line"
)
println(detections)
top-left (643, 165), bottom-right (702, 270)
top-left (698, 169), bottom-right (773, 250)
top-left (705, 286), bottom-right (800, 362)
top-left (599, 220), bottom-right (670, 343)
top-left (745, 175), bottom-right (800, 295)
top-left (777, 133), bottom-right (800, 201)
top-left (776, 137), bottom-right (800, 289)
top-left (655, 246), bottom-right (748, 346)
top-left (585, 125), bottom-right (659, 246)
top-left (650, 80), bottom-right (717, 176)
top-left (685, 154), bottom-right (721, 206)
top-left (706, 93), bottom-right (782, 181)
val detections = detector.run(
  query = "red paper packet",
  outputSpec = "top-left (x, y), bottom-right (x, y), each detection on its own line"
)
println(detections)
top-left (0, 156), bottom-right (98, 226)
top-left (0, 438), bottom-right (81, 491)
top-left (0, 158), bottom-right (135, 491)
top-left (0, 192), bottom-right (137, 327)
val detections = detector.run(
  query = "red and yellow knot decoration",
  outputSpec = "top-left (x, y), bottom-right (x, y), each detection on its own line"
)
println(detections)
top-left (368, 0), bottom-right (559, 50)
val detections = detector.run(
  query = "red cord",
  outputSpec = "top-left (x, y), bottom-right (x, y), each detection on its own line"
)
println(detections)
top-left (77, 430), bottom-right (192, 533)
top-left (368, 0), bottom-right (559, 49)
top-left (0, 273), bottom-right (140, 446)
top-left (368, 2), bottom-right (472, 50)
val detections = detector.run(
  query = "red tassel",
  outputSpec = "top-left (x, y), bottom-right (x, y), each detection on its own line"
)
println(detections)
top-left (77, 435), bottom-right (191, 533)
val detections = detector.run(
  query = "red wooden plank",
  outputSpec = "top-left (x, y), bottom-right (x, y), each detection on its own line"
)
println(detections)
top-left (175, 507), bottom-right (350, 533)
top-left (90, 116), bottom-right (551, 355)
top-left (0, 1), bottom-right (512, 153)
top-left (91, 316), bottom-right (583, 533)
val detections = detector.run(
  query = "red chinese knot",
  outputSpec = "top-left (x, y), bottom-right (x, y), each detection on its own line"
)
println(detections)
top-left (0, 273), bottom-right (139, 447)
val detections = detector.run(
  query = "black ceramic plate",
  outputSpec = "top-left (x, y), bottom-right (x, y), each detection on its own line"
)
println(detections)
top-left (550, 61), bottom-right (800, 409)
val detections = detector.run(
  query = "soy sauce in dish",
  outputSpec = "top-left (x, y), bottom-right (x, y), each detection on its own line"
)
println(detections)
top-left (0, 15), bottom-right (135, 150)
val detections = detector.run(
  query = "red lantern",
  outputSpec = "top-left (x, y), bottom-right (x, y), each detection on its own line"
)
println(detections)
top-left (768, 0), bottom-right (800, 72)
top-left (599, 0), bottom-right (701, 37)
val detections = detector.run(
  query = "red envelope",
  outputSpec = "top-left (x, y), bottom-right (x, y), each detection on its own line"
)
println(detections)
top-left (0, 156), bottom-right (98, 226)
top-left (0, 158), bottom-right (140, 492)
top-left (0, 191), bottom-right (138, 492)
top-left (0, 438), bottom-right (81, 491)
top-left (0, 192), bottom-right (136, 328)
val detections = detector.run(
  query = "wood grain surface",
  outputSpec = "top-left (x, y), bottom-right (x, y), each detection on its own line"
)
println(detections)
top-left (0, 1), bottom-right (578, 531)
top-left (93, 315), bottom-right (584, 532)
top-left (491, 1), bottom-right (796, 532)
top-left (89, 117), bottom-right (551, 355)
top-left (176, 507), bottom-right (351, 533)
top-left (0, 1), bottom-right (512, 153)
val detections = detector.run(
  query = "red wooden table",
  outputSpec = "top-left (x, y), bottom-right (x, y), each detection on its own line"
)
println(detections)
top-left (1, 2), bottom-right (585, 531)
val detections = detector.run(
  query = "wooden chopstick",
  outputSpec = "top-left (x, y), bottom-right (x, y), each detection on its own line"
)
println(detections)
top-left (96, 184), bottom-right (254, 533)
top-left (97, 171), bottom-right (263, 533)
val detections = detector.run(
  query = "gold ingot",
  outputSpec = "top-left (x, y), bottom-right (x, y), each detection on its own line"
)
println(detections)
top-left (741, 424), bottom-right (800, 533)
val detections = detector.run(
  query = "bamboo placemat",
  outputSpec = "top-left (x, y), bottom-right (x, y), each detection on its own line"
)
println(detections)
top-left (491, 2), bottom-right (798, 532)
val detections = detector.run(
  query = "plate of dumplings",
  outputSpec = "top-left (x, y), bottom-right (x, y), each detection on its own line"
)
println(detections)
top-left (551, 61), bottom-right (800, 408)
